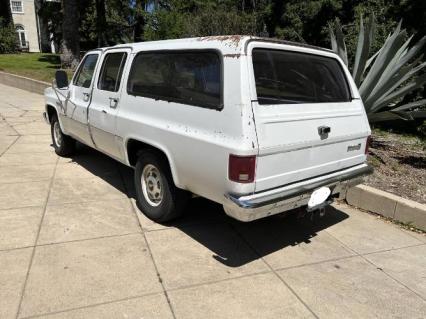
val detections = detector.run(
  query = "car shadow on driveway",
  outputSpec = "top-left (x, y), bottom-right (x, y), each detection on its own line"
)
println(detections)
top-left (176, 203), bottom-right (349, 267)
top-left (67, 144), bottom-right (349, 267)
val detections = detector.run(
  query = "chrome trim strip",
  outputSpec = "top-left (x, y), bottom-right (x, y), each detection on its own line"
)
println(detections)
top-left (260, 112), bottom-right (362, 124)
top-left (258, 133), bottom-right (368, 156)
top-left (225, 163), bottom-right (373, 209)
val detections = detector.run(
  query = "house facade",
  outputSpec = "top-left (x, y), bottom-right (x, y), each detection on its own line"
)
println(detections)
top-left (10, 0), bottom-right (39, 52)
top-left (10, 0), bottom-right (58, 53)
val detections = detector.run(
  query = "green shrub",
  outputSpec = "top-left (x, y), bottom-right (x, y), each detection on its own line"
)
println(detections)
top-left (0, 18), bottom-right (17, 53)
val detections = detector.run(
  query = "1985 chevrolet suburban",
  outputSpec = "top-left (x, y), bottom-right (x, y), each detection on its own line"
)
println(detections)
top-left (43, 36), bottom-right (373, 222)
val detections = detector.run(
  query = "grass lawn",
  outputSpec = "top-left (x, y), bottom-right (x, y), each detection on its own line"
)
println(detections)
top-left (0, 53), bottom-right (73, 83)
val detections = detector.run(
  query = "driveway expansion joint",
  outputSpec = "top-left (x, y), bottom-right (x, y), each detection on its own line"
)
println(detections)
top-left (325, 230), bottom-right (426, 302)
top-left (117, 162), bottom-right (178, 319)
top-left (15, 157), bottom-right (59, 319)
top-left (17, 291), bottom-right (166, 319)
top-left (229, 223), bottom-right (320, 319)
top-left (0, 135), bottom-right (20, 157)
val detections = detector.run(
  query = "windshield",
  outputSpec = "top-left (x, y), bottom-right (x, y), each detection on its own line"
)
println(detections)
top-left (252, 48), bottom-right (351, 105)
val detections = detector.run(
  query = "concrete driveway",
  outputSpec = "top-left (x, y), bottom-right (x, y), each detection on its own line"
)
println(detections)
top-left (0, 83), bottom-right (425, 319)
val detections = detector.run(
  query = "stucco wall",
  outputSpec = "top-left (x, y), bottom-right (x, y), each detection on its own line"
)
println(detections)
top-left (12, 0), bottom-right (40, 52)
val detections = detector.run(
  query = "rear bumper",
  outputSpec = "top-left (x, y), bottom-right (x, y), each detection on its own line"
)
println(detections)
top-left (223, 163), bottom-right (373, 222)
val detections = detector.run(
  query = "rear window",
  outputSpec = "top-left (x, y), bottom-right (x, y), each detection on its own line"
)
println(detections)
top-left (252, 49), bottom-right (351, 104)
top-left (127, 51), bottom-right (222, 109)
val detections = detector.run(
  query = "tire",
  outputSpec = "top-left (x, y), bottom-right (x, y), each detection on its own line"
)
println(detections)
top-left (51, 114), bottom-right (75, 156)
top-left (134, 151), bottom-right (190, 223)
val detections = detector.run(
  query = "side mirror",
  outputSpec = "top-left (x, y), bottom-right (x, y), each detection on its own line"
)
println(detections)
top-left (55, 70), bottom-right (69, 89)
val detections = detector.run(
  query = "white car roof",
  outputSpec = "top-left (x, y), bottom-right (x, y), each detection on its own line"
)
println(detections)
top-left (91, 35), bottom-right (332, 56)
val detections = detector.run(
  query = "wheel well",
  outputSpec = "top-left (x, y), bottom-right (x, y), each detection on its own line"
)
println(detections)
top-left (46, 104), bottom-right (56, 122)
top-left (127, 139), bottom-right (169, 168)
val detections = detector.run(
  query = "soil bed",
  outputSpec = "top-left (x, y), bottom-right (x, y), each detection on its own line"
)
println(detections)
top-left (366, 128), bottom-right (425, 204)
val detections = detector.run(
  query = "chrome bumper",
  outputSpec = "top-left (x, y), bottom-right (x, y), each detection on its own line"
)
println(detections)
top-left (223, 163), bottom-right (373, 222)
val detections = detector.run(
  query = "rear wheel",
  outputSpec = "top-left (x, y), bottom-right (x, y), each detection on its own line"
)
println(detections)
top-left (134, 151), bottom-right (189, 223)
top-left (51, 114), bottom-right (75, 156)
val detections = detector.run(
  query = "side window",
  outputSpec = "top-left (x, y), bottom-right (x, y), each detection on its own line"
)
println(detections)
top-left (127, 51), bottom-right (222, 109)
top-left (73, 54), bottom-right (99, 88)
top-left (98, 52), bottom-right (127, 92)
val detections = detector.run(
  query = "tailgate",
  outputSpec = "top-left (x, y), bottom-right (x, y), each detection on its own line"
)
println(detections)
top-left (250, 47), bottom-right (370, 192)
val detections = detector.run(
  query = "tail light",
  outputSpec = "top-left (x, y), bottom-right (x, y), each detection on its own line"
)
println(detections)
top-left (365, 135), bottom-right (371, 154)
top-left (228, 155), bottom-right (256, 183)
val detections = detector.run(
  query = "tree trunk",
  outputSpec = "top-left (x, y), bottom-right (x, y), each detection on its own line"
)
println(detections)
top-left (61, 0), bottom-right (80, 69)
top-left (96, 0), bottom-right (107, 47)
top-left (133, 0), bottom-right (146, 42)
top-left (34, 0), bottom-right (52, 53)
top-left (266, 0), bottom-right (284, 38)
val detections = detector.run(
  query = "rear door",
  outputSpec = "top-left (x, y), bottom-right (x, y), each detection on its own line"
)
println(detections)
top-left (247, 43), bottom-right (370, 192)
top-left (89, 49), bottom-right (130, 159)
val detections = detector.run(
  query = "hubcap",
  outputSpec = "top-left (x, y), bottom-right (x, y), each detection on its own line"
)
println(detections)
top-left (53, 121), bottom-right (62, 147)
top-left (141, 164), bottom-right (163, 207)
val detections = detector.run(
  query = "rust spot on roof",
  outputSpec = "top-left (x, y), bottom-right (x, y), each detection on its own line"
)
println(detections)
top-left (197, 35), bottom-right (244, 47)
top-left (196, 35), bottom-right (331, 54)
top-left (223, 53), bottom-right (242, 59)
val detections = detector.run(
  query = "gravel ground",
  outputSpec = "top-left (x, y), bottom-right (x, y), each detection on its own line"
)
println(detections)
top-left (366, 129), bottom-right (425, 204)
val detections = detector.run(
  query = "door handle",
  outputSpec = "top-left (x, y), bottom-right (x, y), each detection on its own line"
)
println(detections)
top-left (83, 93), bottom-right (90, 102)
top-left (102, 110), bottom-right (107, 114)
top-left (109, 97), bottom-right (119, 108)
top-left (318, 126), bottom-right (331, 136)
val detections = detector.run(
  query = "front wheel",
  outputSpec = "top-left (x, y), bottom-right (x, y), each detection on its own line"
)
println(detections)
top-left (134, 151), bottom-right (190, 223)
top-left (51, 114), bottom-right (75, 156)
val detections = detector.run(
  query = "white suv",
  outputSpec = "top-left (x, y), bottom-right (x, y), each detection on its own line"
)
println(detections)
top-left (43, 36), bottom-right (372, 222)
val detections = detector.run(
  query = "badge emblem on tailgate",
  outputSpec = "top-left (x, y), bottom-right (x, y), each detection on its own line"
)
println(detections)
top-left (347, 143), bottom-right (361, 152)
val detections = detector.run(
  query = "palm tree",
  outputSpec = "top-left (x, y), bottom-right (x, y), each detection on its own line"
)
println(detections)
top-left (61, 0), bottom-right (80, 68)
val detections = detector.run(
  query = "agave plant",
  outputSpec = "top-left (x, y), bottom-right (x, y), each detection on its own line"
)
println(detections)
top-left (330, 15), bottom-right (426, 122)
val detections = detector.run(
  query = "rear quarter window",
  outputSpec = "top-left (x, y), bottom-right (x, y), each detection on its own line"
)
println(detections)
top-left (127, 50), bottom-right (222, 110)
top-left (252, 49), bottom-right (351, 105)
